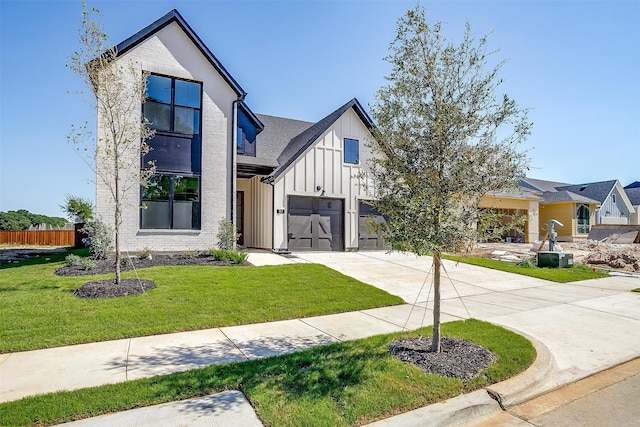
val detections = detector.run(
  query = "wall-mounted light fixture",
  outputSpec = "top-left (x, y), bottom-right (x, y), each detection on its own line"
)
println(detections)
top-left (316, 185), bottom-right (325, 197)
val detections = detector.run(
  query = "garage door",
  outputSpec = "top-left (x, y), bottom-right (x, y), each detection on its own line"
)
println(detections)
top-left (359, 201), bottom-right (390, 250)
top-left (288, 197), bottom-right (343, 251)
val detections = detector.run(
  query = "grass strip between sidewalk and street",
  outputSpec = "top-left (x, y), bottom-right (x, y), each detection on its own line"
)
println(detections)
top-left (444, 255), bottom-right (609, 283)
top-left (0, 319), bottom-right (536, 427)
top-left (0, 251), bottom-right (403, 353)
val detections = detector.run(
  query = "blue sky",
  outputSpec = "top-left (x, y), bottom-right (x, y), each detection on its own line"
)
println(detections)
top-left (1, 0), bottom-right (638, 218)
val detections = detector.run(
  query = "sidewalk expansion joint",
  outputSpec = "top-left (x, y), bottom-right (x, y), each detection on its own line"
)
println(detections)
top-left (568, 301), bottom-right (640, 322)
top-left (298, 319), bottom-right (343, 343)
top-left (125, 339), bottom-right (132, 381)
top-left (220, 329), bottom-right (250, 361)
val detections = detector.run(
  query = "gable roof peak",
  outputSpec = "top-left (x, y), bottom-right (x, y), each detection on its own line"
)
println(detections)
top-left (114, 8), bottom-right (245, 97)
top-left (263, 98), bottom-right (374, 182)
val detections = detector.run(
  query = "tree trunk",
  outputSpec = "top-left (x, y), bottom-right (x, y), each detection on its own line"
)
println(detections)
top-left (114, 205), bottom-right (121, 286)
top-left (431, 249), bottom-right (441, 352)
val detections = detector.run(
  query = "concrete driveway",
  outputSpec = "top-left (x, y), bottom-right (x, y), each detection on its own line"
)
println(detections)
top-left (294, 251), bottom-right (640, 392)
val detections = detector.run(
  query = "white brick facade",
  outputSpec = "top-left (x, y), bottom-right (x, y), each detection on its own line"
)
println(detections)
top-left (96, 22), bottom-right (237, 252)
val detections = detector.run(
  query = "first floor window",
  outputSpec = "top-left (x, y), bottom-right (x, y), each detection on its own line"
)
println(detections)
top-left (344, 138), bottom-right (359, 164)
top-left (576, 204), bottom-right (590, 234)
top-left (141, 174), bottom-right (200, 230)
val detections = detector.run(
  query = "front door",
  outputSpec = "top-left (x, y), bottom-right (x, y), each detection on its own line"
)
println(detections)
top-left (236, 191), bottom-right (244, 245)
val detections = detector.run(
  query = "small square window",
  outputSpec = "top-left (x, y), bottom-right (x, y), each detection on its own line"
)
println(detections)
top-left (344, 138), bottom-right (359, 164)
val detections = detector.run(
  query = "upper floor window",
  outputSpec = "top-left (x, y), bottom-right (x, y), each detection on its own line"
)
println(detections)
top-left (144, 74), bottom-right (201, 135)
top-left (344, 138), bottom-right (359, 164)
top-left (237, 107), bottom-right (257, 156)
top-left (612, 194), bottom-right (616, 204)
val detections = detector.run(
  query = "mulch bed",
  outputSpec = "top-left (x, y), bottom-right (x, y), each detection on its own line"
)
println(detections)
top-left (56, 252), bottom-right (249, 299)
top-left (74, 279), bottom-right (157, 299)
top-left (55, 253), bottom-right (249, 277)
top-left (389, 336), bottom-right (497, 379)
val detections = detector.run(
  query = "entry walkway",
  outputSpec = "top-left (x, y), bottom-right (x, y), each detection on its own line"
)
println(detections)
top-left (1, 250), bottom-right (639, 426)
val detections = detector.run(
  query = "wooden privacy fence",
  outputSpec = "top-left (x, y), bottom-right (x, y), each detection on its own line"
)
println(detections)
top-left (0, 230), bottom-right (75, 246)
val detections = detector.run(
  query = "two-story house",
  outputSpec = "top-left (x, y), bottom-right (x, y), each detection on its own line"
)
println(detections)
top-left (96, 9), bottom-right (382, 252)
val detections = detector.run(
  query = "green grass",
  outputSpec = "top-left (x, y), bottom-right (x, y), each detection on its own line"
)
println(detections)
top-left (0, 252), bottom-right (402, 353)
top-left (444, 255), bottom-right (609, 283)
top-left (0, 319), bottom-right (536, 427)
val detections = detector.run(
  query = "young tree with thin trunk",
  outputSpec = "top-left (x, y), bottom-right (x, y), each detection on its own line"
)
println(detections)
top-left (67, 3), bottom-right (155, 285)
top-left (366, 5), bottom-right (531, 352)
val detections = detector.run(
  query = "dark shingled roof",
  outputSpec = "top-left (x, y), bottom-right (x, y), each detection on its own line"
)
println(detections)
top-left (555, 180), bottom-right (617, 204)
top-left (625, 187), bottom-right (640, 205)
top-left (238, 114), bottom-right (314, 169)
top-left (540, 190), bottom-right (600, 204)
top-left (519, 178), bottom-right (571, 192)
top-left (624, 181), bottom-right (640, 189)
top-left (264, 98), bottom-right (374, 182)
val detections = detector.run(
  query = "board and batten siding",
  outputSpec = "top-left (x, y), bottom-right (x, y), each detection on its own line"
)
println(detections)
top-left (597, 185), bottom-right (631, 225)
top-left (237, 176), bottom-right (273, 249)
top-left (96, 22), bottom-right (237, 251)
top-left (272, 108), bottom-right (375, 251)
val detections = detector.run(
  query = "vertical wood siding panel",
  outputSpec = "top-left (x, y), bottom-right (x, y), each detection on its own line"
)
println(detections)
top-left (325, 149), bottom-right (333, 194)
top-left (306, 149), bottom-right (315, 193)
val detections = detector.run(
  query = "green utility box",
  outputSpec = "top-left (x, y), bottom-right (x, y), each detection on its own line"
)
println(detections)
top-left (537, 251), bottom-right (574, 268)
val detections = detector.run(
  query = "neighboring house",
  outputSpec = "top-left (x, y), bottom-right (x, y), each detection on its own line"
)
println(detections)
top-left (479, 188), bottom-right (542, 243)
top-left (96, 9), bottom-right (380, 252)
top-left (624, 182), bottom-right (640, 225)
top-left (520, 178), bottom-right (635, 241)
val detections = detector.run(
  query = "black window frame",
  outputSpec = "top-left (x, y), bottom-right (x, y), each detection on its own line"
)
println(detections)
top-left (144, 73), bottom-right (203, 136)
top-left (140, 173), bottom-right (201, 230)
top-left (344, 138), bottom-right (359, 164)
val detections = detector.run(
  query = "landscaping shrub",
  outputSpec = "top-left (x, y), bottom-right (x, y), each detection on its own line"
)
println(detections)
top-left (216, 218), bottom-right (239, 250)
top-left (138, 247), bottom-right (153, 260)
top-left (65, 254), bottom-right (96, 271)
top-left (210, 249), bottom-right (248, 264)
top-left (81, 219), bottom-right (113, 260)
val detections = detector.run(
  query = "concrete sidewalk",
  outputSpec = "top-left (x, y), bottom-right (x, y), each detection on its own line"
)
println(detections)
top-left (1, 250), bottom-right (639, 426)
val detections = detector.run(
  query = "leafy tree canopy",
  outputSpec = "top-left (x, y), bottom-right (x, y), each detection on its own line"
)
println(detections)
top-left (61, 194), bottom-right (94, 223)
top-left (0, 210), bottom-right (67, 231)
top-left (367, 5), bottom-right (531, 256)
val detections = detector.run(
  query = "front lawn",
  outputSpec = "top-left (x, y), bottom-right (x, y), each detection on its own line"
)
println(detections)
top-left (0, 319), bottom-right (536, 427)
top-left (0, 253), bottom-right (403, 353)
top-left (445, 255), bottom-right (609, 283)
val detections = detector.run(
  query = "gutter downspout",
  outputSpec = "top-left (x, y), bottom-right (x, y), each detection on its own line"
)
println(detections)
top-left (231, 94), bottom-right (246, 248)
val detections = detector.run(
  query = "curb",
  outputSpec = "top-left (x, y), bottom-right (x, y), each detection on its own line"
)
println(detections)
top-left (484, 326), bottom-right (558, 409)
top-left (366, 389), bottom-right (501, 427)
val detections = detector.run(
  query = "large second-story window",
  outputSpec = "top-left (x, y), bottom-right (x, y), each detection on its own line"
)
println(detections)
top-left (144, 74), bottom-right (201, 135)
top-left (141, 74), bottom-right (202, 230)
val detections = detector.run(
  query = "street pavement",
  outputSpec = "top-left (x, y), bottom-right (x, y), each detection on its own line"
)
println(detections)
top-left (1, 249), bottom-right (639, 426)
top-left (465, 357), bottom-right (640, 427)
